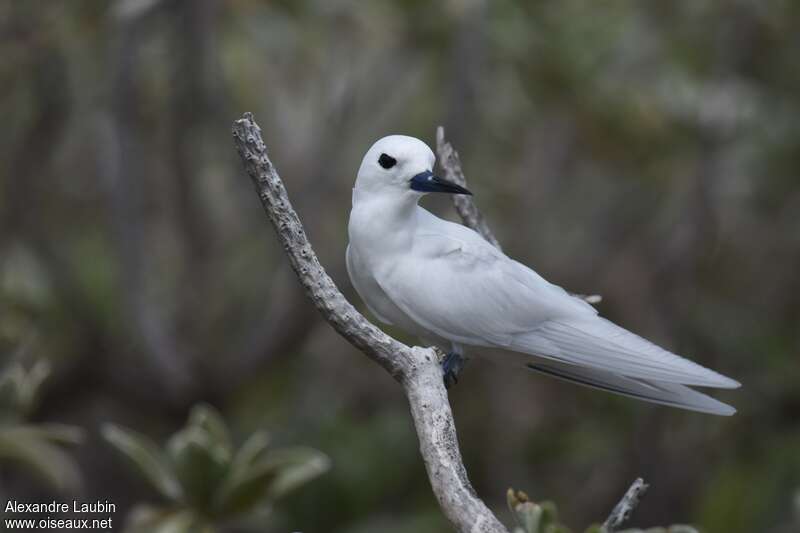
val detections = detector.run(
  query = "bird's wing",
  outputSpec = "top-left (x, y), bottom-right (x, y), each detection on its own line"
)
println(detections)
top-left (374, 211), bottom-right (597, 346)
top-left (521, 358), bottom-right (735, 415)
top-left (376, 210), bottom-right (739, 390)
top-left (511, 317), bottom-right (740, 388)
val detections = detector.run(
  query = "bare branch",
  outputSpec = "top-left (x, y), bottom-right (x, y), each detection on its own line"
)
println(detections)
top-left (232, 113), bottom-right (508, 533)
top-left (435, 125), bottom-right (602, 305)
top-left (436, 126), bottom-right (502, 250)
top-left (603, 477), bottom-right (649, 532)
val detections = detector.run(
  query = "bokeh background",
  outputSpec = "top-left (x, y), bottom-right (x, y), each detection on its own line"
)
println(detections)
top-left (1, 0), bottom-right (799, 531)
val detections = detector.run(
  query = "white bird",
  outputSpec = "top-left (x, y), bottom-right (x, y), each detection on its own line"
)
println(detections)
top-left (346, 135), bottom-right (740, 415)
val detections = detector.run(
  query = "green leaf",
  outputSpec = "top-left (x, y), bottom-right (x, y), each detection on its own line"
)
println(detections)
top-left (213, 431), bottom-right (272, 516)
top-left (18, 360), bottom-right (51, 412)
top-left (507, 491), bottom-right (571, 533)
top-left (16, 423), bottom-right (85, 446)
top-left (263, 446), bottom-right (331, 500)
top-left (187, 404), bottom-right (232, 458)
top-left (0, 360), bottom-right (51, 419)
top-left (167, 426), bottom-right (230, 508)
top-left (539, 500), bottom-right (560, 527)
top-left (123, 505), bottom-right (212, 533)
top-left (214, 444), bottom-right (328, 517)
top-left (516, 502), bottom-right (544, 533)
top-left (228, 430), bottom-right (271, 476)
top-left (102, 423), bottom-right (181, 500)
top-left (0, 426), bottom-right (81, 491)
top-left (213, 459), bottom-right (281, 515)
top-left (0, 365), bottom-right (22, 417)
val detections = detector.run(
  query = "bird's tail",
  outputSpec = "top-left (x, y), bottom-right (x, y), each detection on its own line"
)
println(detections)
top-left (524, 358), bottom-right (735, 415)
top-left (508, 316), bottom-right (739, 415)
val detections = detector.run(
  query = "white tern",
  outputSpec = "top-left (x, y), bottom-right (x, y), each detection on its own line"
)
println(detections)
top-left (346, 135), bottom-right (740, 415)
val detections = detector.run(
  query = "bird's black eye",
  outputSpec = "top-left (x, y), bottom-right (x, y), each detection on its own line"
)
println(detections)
top-left (378, 153), bottom-right (396, 169)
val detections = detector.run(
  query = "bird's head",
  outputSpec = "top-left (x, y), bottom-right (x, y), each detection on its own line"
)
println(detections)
top-left (355, 135), bottom-right (472, 197)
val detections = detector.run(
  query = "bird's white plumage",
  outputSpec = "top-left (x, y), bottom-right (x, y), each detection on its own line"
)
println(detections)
top-left (347, 135), bottom-right (740, 415)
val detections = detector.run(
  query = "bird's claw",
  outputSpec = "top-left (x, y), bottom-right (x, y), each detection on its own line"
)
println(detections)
top-left (442, 352), bottom-right (465, 389)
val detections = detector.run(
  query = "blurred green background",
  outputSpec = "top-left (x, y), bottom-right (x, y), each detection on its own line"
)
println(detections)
top-left (1, 0), bottom-right (798, 531)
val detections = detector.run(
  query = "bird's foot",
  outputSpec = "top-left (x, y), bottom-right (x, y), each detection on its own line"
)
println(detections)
top-left (442, 352), bottom-right (466, 389)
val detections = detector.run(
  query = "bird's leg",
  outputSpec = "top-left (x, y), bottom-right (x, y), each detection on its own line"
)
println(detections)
top-left (442, 351), bottom-right (466, 389)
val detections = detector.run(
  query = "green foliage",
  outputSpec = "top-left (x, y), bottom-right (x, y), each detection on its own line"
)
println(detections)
top-left (0, 359), bottom-right (85, 492)
top-left (0, 359), bottom-right (50, 423)
top-left (103, 404), bottom-right (330, 533)
top-left (507, 488), bottom-right (572, 533)
top-left (102, 424), bottom-right (183, 501)
top-left (507, 488), bottom-right (699, 533)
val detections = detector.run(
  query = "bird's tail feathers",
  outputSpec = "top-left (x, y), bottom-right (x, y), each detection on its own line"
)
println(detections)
top-left (525, 359), bottom-right (736, 416)
top-left (511, 317), bottom-right (740, 389)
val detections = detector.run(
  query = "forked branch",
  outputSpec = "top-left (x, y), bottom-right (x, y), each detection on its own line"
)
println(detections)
top-left (232, 113), bottom-right (507, 533)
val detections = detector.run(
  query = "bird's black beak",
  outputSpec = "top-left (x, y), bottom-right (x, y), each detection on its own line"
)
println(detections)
top-left (409, 171), bottom-right (472, 195)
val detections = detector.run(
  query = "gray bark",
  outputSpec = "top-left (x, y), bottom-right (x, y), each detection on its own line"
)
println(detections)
top-left (603, 477), bottom-right (649, 532)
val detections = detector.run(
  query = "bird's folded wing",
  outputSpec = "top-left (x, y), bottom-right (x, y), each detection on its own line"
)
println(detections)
top-left (511, 318), bottom-right (740, 389)
top-left (375, 229), bottom-right (596, 346)
top-left (522, 358), bottom-right (736, 415)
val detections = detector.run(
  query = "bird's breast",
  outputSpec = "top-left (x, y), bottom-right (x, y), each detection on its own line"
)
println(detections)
top-left (346, 243), bottom-right (418, 331)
